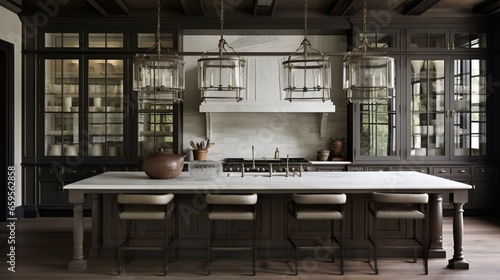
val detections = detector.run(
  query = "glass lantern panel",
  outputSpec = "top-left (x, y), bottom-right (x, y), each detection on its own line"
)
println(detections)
top-left (198, 57), bottom-right (247, 101)
top-left (281, 56), bottom-right (331, 101)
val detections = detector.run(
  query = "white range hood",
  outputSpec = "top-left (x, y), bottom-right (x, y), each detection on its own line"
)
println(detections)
top-left (200, 100), bottom-right (335, 113)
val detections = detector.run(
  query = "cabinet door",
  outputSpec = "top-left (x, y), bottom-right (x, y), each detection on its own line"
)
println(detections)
top-left (350, 99), bottom-right (399, 161)
top-left (138, 103), bottom-right (179, 156)
top-left (409, 57), bottom-right (447, 158)
top-left (43, 58), bottom-right (81, 156)
top-left (451, 58), bottom-right (487, 158)
top-left (87, 58), bottom-right (125, 157)
top-left (407, 29), bottom-right (449, 50)
top-left (450, 30), bottom-right (487, 49)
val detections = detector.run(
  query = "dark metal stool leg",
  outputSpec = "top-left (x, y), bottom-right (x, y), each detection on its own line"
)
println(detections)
top-left (207, 219), bottom-right (211, 276)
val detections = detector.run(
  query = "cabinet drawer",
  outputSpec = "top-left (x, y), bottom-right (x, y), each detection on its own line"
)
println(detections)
top-left (392, 166), bottom-right (429, 173)
top-left (348, 166), bottom-right (365, 172)
top-left (451, 167), bottom-right (472, 176)
top-left (432, 167), bottom-right (451, 175)
top-left (367, 166), bottom-right (390, 172)
top-left (474, 166), bottom-right (490, 176)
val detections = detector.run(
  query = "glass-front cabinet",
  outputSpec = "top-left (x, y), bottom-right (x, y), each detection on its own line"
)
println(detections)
top-left (408, 56), bottom-right (487, 159)
top-left (42, 57), bottom-right (125, 157)
top-left (407, 29), bottom-right (487, 50)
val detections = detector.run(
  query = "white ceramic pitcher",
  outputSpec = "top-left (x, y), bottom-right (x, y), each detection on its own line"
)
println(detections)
top-left (89, 143), bottom-right (103, 156)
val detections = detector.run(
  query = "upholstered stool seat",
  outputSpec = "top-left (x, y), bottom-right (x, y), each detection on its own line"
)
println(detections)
top-left (368, 192), bottom-right (429, 275)
top-left (116, 193), bottom-right (176, 276)
top-left (286, 193), bottom-right (347, 275)
top-left (206, 193), bottom-right (258, 275)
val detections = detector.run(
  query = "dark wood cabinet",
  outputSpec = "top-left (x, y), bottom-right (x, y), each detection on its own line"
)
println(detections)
top-left (23, 28), bottom-right (183, 216)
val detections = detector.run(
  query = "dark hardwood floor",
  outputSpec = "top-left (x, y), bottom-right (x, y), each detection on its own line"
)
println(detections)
top-left (1, 216), bottom-right (500, 279)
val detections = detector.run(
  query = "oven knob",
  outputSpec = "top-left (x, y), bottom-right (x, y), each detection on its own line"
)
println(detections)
top-left (228, 167), bottom-right (233, 172)
top-left (281, 168), bottom-right (287, 172)
top-left (262, 167), bottom-right (267, 172)
top-left (236, 167), bottom-right (240, 171)
top-left (246, 168), bottom-right (250, 171)
top-left (291, 167), bottom-right (296, 171)
top-left (255, 168), bottom-right (260, 172)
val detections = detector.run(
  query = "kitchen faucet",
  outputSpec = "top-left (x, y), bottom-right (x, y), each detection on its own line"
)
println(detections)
top-left (252, 145), bottom-right (255, 169)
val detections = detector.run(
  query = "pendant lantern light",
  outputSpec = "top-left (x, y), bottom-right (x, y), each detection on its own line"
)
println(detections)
top-left (281, 0), bottom-right (331, 102)
top-left (343, 0), bottom-right (395, 103)
top-left (198, 0), bottom-right (247, 102)
top-left (133, 0), bottom-right (185, 104)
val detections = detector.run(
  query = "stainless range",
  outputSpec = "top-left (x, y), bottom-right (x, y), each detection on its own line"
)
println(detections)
top-left (223, 157), bottom-right (312, 174)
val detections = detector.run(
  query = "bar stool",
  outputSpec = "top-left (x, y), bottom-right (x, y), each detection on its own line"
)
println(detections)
top-left (368, 192), bottom-right (429, 275)
top-left (286, 193), bottom-right (346, 275)
top-left (206, 193), bottom-right (258, 276)
top-left (116, 193), bottom-right (176, 276)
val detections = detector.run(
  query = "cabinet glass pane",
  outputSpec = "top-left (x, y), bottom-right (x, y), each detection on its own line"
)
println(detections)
top-left (89, 33), bottom-right (124, 48)
top-left (453, 32), bottom-right (486, 48)
top-left (355, 32), bottom-right (397, 49)
top-left (359, 101), bottom-right (396, 156)
top-left (138, 103), bottom-right (174, 156)
top-left (44, 33), bottom-right (79, 48)
top-left (44, 59), bottom-right (80, 156)
top-left (88, 59), bottom-right (124, 156)
top-left (453, 59), bottom-right (487, 156)
top-left (410, 59), bottom-right (445, 156)
top-left (409, 32), bottom-right (446, 48)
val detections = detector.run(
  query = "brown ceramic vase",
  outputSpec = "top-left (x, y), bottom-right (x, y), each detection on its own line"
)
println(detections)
top-left (143, 151), bottom-right (187, 179)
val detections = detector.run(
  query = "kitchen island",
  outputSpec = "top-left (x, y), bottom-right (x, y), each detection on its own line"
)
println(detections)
top-left (64, 171), bottom-right (472, 272)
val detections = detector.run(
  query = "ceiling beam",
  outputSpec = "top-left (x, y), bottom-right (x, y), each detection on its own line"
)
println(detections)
top-left (399, 0), bottom-right (441, 15)
top-left (254, 0), bottom-right (278, 16)
top-left (179, 0), bottom-right (205, 16)
top-left (86, 0), bottom-right (129, 16)
top-left (329, 0), bottom-right (355, 16)
top-left (0, 0), bottom-right (22, 14)
top-left (474, 0), bottom-right (500, 15)
top-left (85, 0), bottom-right (109, 16)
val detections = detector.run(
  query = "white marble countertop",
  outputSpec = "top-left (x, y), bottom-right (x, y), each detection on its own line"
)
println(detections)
top-left (64, 171), bottom-right (472, 194)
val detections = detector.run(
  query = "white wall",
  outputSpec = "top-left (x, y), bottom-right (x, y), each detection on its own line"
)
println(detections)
top-left (0, 6), bottom-right (22, 206)
top-left (182, 34), bottom-right (348, 161)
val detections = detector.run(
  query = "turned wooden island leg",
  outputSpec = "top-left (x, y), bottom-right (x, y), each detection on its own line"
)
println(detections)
top-left (428, 193), bottom-right (446, 258)
top-left (448, 192), bottom-right (469, 269)
top-left (68, 190), bottom-right (88, 271)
